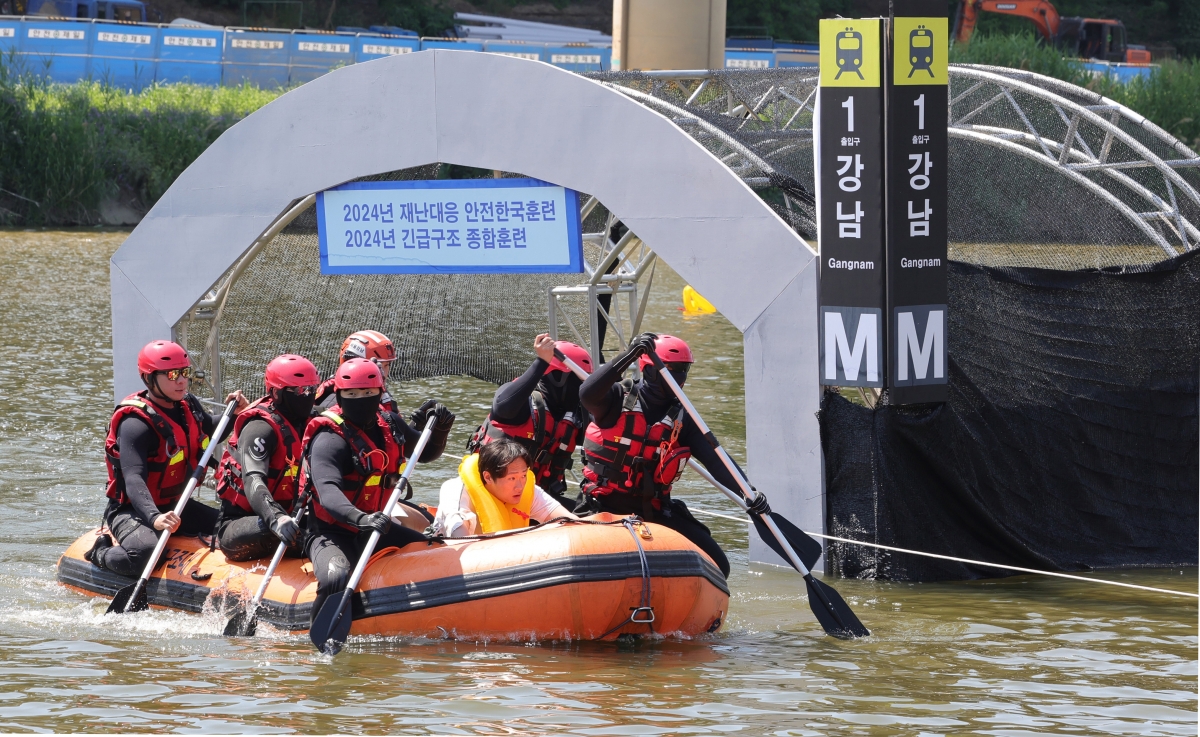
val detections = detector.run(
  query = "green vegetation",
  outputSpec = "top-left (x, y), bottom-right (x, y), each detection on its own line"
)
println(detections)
top-left (950, 32), bottom-right (1200, 150)
top-left (0, 67), bottom-right (280, 225)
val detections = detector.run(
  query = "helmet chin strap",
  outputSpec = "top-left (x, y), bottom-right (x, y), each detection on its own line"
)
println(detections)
top-left (142, 372), bottom-right (172, 402)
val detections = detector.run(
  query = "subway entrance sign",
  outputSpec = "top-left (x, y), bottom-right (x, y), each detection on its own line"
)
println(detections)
top-left (816, 18), bottom-right (886, 388)
top-left (316, 178), bottom-right (583, 274)
top-left (886, 0), bottom-right (948, 404)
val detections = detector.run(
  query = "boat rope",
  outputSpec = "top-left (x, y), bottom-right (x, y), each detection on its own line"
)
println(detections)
top-left (598, 518), bottom-right (656, 639)
top-left (688, 507), bottom-right (1199, 599)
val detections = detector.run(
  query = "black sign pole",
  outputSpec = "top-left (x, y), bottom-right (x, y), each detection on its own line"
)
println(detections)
top-left (817, 18), bottom-right (887, 391)
top-left (885, 0), bottom-right (949, 405)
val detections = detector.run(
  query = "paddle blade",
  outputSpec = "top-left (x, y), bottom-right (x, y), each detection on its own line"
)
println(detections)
top-left (751, 512), bottom-right (823, 571)
top-left (804, 575), bottom-right (870, 639)
top-left (223, 609), bottom-right (257, 638)
top-left (106, 581), bottom-right (147, 615)
top-left (310, 592), bottom-right (353, 655)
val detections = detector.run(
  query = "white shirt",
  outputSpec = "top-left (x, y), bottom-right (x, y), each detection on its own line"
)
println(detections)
top-left (432, 477), bottom-right (575, 538)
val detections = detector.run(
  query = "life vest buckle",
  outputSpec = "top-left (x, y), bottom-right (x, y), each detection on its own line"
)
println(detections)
top-left (629, 606), bottom-right (655, 624)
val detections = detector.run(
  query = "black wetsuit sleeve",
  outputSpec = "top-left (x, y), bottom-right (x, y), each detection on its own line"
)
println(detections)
top-left (116, 416), bottom-right (165, 526)
top-left (236, 419), bottom-right (286, 522)
top-left (490, 358), bottom-right (549, 425)
top-left (395, 412), bottom-right (450, 463)
top-left (201, 410), bottom-right (237, 444)
top-left (680, 419), bottom-right (743, 492)
top-left (579, 351), bottom-right (639, 429)
top-left (309, 431), bottom-right (364, 527)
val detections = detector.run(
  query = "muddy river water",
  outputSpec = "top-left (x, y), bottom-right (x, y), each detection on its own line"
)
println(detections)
top-left (0, 231), bottom-right (1194, 734)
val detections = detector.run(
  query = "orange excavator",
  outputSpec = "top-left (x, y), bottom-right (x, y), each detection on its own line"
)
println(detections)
top-left (953, 0), bottom-right (1151, 64)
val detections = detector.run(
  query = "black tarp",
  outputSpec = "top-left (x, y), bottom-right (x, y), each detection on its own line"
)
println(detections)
top-left (822, 251), bottom-right (1199, 581)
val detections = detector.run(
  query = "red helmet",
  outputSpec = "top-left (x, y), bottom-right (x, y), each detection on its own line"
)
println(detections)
top-left (334, 358), bottom-right (385, 390)
top-left (638, 334), bottom-right (694, 370)
top-left (137, 340), bottom-right (190, 375)
top-left (264, 354), bottom-right (319, 391)
top-left (547, 341), bottom-right (593, 375)
top-left (339, 330), bottom-right (396, 365)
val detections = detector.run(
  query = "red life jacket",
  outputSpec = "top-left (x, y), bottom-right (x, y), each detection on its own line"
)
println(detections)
top-left (580, 381), bottom-right (691, 511)
top-left (104, 391), bottom-right (210, 508)
top-left (468, 390), bottom-right (584, 488)
top-left (214, 397), bottom-right (303, 515)
top-left (315, 377), bottom-right (398, 413)
top-left (299, 406), bottom-right (406, 532)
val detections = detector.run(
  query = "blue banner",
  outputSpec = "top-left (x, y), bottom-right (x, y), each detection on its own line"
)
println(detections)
top-left (316, 178), bottom-right (583, 274)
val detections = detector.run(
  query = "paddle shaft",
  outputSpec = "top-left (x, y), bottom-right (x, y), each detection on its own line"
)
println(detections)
top-left (322, 421), bottom-right (437, 625)
top-left (246, 493), bottom-right (310, 613)
top-left (121, 399), bottom-right (238, 613)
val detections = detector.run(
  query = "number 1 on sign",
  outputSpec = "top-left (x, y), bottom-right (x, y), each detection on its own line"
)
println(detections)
top-left (842, 96), bottom-right (855, 132)
top-left (914, 93), bottom-right (925, 130)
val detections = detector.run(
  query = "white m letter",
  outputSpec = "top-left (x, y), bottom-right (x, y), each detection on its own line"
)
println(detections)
top-left (824, 311), bottom-right (878, 382)
top-left (897, 310), bottom-right (944, 381)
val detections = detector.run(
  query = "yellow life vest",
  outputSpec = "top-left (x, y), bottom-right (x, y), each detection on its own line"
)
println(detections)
top-left (459, 453), bottom-right (535, 534)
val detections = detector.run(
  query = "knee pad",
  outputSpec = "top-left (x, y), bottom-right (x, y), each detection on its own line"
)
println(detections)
top-left (324, 556), bottom-right (351, 591)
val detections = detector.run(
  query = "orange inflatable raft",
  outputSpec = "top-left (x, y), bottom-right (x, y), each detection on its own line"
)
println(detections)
top-left (57, 515), bottom-right (728, 641)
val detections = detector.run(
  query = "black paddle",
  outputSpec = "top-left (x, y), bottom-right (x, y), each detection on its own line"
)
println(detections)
top-left (223, 487), bottom-right (311, 637)
top-left (554, 346), bottom-right (869, 639)
top-left (309, 419), bottom-right (437, 655)
top-left (108, 399), bottom-right (239, 615)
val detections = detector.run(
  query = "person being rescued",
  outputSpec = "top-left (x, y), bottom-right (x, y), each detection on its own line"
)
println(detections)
top-left (578, 332), bottom-right (732, 578)
top-left (432, 439), bottom-right (578, 538)
top-left (212, 354), bottom-right (319, 562)
top-left (315, 330), bottom-right (400, 413)
top-left (467, 334), bottom-right (593, 508)
top-left (300, 358), bottom-right (455, 628)
top-left (89, 340), bottom-right (249, 576)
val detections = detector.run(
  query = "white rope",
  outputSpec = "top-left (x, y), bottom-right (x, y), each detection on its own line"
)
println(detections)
top-left (688, 507), bottom-right (1199, 599)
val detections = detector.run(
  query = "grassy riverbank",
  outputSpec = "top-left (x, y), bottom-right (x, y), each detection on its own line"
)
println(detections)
top-left (0, 71), bottom-right (280, 225)
top-left (950, 33), bottom-right (1200, 150)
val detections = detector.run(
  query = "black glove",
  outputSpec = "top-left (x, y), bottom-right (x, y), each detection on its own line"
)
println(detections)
top-left (356, 511), bottom-right (392, 535)
top-left (411, 400), bottom-right (455, 431)
top-left (270, 514), bottom-right (300, 546)
top-left (626, 332), bottom-right (658, 359)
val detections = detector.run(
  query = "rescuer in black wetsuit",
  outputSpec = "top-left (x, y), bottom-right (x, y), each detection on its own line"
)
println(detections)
top-left (467, 334), bottom-right (594, 508)
top-left (578, 333), bottom-right (733, 577)
top-left (300, 358), bottom-right (455, 627)
top-left (91, 340), bottom-right (248, 577)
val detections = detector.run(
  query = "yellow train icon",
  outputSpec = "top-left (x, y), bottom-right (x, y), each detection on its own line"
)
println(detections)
top-left (908, 25), bottom-right (935, 78)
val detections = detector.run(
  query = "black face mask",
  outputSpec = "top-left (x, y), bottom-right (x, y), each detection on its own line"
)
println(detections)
top-left (641, 364), bottom-right (688, 405)
top-left (274, 389), bottom-right (315, 429)
top-left (539, 371), bottom-right (581, 410)
top-left (338, 393), bottom-right (382, 428)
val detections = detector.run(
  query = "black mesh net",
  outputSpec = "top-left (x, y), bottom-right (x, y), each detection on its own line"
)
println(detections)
top-left (822, 250), bottom-right (1199, 581)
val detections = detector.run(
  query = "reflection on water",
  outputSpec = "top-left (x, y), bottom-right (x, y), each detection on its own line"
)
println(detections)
top-left (0, 231), bottom-right (1194, 734)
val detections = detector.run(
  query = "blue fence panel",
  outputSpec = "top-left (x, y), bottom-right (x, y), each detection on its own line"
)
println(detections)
top-left (91, 21), bottom-right (157, 90)
top-left (420, 37), bottom-right (483, 52)
top-left (21, 19), bottom-right (92, 83)
top-left (157, 25), bottom-right (223, 85)
top-left (1082, 60), bottom-right (1153, 83)
top-left (223, 28), bottom-right (289, 88)
top-left (0, 18), bottom-right (19, 53)
top-left (355, 34), bottom-right (418, 63)
top-left (289, 32), bottom-right (354, 83)
top-left (482, 40), bottom-right (543, 62)
top-left (545, 45), bottom-right (608, 72)
top-left (724, 49), bottom-right (773, 69)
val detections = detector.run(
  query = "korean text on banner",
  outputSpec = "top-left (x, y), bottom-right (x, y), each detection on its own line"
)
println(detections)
top-left (316, 178), bottom-right (584, 275)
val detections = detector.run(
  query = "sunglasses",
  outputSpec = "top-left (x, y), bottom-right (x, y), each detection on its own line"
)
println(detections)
top-left (161, 367), bottom-right (192, 381)
top-left (285, 385), bottom-right (318, 397)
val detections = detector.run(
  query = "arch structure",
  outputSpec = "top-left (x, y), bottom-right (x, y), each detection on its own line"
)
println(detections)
top-left (110, 50), bottom-right (820, 569)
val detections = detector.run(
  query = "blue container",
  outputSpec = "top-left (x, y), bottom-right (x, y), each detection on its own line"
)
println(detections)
top-left (157, 25), bottom-right (223, 85)
top-left (724, 49), bottom-right (773, 69)
top-left (420, 37), bottom-right (483, 52)
top-left (369, 25), bottom-right (416, 37)
top-left (20, 19), bottom-right (92, 83)
top-left (482, 40), bottom-right (543, 62)
top-left (289, 31), bottom-right (354, 84)
top-left (0, 18), bottom-right (20, 54)
top-left (90, 20), bottom-right (157, 89)
top-left (775, 48), bottom-right (818, 68)
top-left (545, 45), bottom-right (608, 72)
top-left (355, 34), bottom-right (418, 62)
top-left (223, 28), bottom-right (289, 88)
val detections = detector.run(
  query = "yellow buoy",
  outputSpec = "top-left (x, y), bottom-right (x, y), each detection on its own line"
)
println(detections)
top-left (681, 285), bottom-right (717, 316)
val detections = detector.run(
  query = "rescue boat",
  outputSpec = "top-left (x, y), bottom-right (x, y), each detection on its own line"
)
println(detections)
top-left (56, 514), bottom-right (728, 641)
